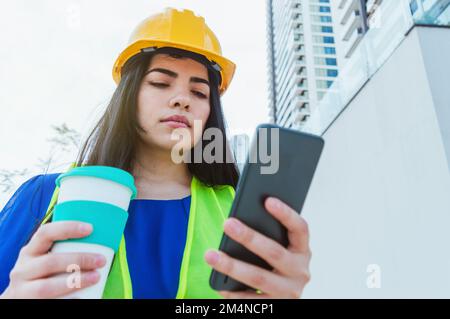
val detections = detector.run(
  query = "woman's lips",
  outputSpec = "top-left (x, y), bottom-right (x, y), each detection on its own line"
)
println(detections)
top-left (161, 121), bottom-right (189, 129)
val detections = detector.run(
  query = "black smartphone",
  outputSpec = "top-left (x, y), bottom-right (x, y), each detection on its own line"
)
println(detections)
top-left (209, 123), bottom-right (324, 291)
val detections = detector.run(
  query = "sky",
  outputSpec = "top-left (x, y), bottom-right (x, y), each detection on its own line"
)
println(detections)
top-left (0, 0), bottom-right (269, 207)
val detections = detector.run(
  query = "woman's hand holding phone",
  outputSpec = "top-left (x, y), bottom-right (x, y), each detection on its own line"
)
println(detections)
top-left (205, 197), bottom-right (311, 299)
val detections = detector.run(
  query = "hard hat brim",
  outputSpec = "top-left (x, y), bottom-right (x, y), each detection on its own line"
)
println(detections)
top-left (112, 40), bottom-right (236, 95)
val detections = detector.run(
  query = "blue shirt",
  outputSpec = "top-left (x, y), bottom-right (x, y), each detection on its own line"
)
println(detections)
top-left (0, 173), bottom-right (190, 298)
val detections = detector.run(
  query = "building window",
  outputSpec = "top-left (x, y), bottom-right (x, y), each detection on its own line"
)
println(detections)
top-left (315, 68), bottom-right (327, 76)
top-left (313, 46), bottom-right (336, 55)
top-left (316, 80), bottom-right (331, 89)
top-left (325, 58), bottom-right (337, 65)
top-left (314, 57), bottom-right (325, 65)
top-left (323, 36), bottom-right (334, 44)
top-left (312, 15), bottom-right (333, 23)
top-left (324, 47), bottom-right (336, 54)
top-left (314, 57), bottom-right (337, 66)
top-left (320, 15), bottom-right (332, 22)
top-left (313, 36), bottom-right (335, 44)
top-left (315, 68), bottom-right (338, 77)
top-left (319, 6), bottom-right (331, 13)
top-left (312, 25), bottom-right (333, 33)
top-left (327, 69), bottom-right (338, 77)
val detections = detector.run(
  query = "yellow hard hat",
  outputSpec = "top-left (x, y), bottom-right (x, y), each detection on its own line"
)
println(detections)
top-left (112, 8), bottom-right (236, 95)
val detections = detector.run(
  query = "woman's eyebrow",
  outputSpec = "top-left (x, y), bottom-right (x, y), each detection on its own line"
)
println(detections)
top-left (145, 68), bottom-right (210, 86)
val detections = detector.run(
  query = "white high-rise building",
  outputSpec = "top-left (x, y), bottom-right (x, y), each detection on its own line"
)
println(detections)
top-left (266, 0), bottom-right (339, 130)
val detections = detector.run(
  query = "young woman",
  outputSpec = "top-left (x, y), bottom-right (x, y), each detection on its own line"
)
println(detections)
top-left (0, 8), bottom-right (311, 299)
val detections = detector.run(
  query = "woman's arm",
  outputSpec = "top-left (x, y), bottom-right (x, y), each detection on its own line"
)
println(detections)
top-left (0, 175), bottom-right (45, 294)
top-left (0, 173), bottom-right (61, 293)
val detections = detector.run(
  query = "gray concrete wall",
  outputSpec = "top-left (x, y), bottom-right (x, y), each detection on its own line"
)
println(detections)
top-left (418, 27), bottom-right (450, 172)
top-left (302, 26), bottom-right (450, 298)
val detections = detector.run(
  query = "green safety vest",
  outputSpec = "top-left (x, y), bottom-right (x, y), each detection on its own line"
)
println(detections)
top-left (41, 163), bottom-right (235, 299)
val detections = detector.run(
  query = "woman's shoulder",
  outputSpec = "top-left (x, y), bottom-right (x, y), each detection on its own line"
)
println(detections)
top-left (18, 172), bottom-right (62, 198)
top-left (18, 172), bottom-right (61, 189)
top-left (1, 172), bottom-right (62, 217)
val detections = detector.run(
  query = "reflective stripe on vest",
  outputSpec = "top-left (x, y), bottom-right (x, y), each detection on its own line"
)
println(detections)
top-left (41, 164), bottom-right (235, 299)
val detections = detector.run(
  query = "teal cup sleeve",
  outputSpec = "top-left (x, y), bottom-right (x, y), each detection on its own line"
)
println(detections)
top-left (52, 200), bottom-right (129, 252)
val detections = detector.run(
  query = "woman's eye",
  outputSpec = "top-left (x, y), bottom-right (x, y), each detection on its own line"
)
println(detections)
top-left (149, 82), bottom-right (169, 88)
top-left (192, 91), bottom-right (207, 99)
top-left (149, 82), bottom-right (207, 98)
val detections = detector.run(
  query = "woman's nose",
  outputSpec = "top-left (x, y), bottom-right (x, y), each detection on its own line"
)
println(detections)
top-left (169, 93), bottom-right (190, 109)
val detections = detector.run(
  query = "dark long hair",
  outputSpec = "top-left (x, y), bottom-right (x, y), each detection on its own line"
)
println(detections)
top-left (75, 48), bottom-right (239, 188)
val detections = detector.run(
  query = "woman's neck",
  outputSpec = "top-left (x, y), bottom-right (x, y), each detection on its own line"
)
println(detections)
top-left (132, 144), bottom-right (192, 200)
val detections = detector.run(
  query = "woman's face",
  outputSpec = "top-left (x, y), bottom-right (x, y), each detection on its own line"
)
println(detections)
top-left (136, 53), bottom-right (211, 153)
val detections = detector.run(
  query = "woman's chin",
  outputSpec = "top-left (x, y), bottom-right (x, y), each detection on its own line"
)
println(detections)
top-left (158, 138), bottom-right (192, 154)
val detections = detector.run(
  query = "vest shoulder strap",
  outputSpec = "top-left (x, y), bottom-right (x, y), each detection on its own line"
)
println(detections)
top-left (175, 177), bottom-right (235, 299)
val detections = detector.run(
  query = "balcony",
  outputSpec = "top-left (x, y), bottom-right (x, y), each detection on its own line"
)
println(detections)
top-left (294, 112), bottom-right (310, 125)
top-left (344, 26), bottom-right (364, 58)
top-left (412, 0), bottom-right (450, 24)
top-left (292, 6), bottom-right (302, 20)
top-left (342, 10), bottom-right (363, 41)
top-left (295, 80), bottom-right (308, 95)
top-left (297, 67), bottom-right (308, 80)
top-left (295, 99), bottom-right (310, 113)
top-left (293, 58), bottom-right (306, 72)
top-left (293, 44), bottom-right (306, 58)
top-left (340, 0), bottom-right (359, 25)
top-left (338, 0), bottom-right (348, 9)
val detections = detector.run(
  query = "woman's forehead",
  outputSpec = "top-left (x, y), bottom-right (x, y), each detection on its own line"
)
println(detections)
top-left (148, 54), bottom-right (208, 77)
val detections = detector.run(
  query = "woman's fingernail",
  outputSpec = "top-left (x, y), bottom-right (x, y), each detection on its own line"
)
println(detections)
top-left (95, 255), bottom-right (106, 268)
top-left (79, 223), bottom-right (93, 234)
top-left (226, 219), bottom-right (243, 236)
top-left (87, 271), bottom-right (100, 283)
top-left (205, 250), bottom-right (220, 265)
